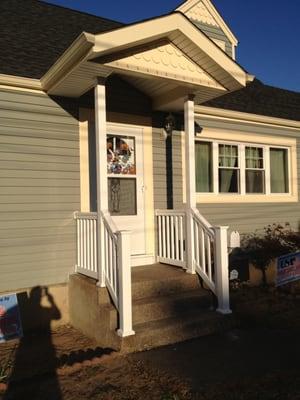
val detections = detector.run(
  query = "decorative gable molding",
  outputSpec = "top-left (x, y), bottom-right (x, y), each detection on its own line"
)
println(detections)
top-left (185, 0), bottom-right (219, 27)
top-left (176, 0), bottom-right (238, 46)
top-left (104, 41), bottom-right (224, 90)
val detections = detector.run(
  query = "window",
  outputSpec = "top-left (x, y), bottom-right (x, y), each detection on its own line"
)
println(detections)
top-left (270, 148), bottom-right (289, 193)
top-left (218, 144), bottom-right (239, 193)
top-left (195, 141), bottom-right (212, 192)
top-left (195, 140), bottom-right (291, 197)
top-left (245, 147), bottom-right (264, 193)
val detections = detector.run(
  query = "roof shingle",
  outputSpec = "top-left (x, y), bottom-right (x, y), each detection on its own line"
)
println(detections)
top-left (0, 0), bottom-right (122, 79)
top-left (202, 79), bottom-right (300, 122)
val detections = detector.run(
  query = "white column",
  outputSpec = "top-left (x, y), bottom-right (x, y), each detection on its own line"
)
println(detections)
top-left (214, 226), bottom-right (232, 314)
top-left (184, 95), bottom-right (196, 274)
top-left (95, 78), bottom-right (108, 287)
top-left (117, 230), bottom-right (135, 337)
top-left (184, 95), bottom-right (196, 209)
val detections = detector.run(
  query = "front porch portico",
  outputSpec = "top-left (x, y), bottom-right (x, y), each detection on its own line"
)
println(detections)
top-left (42, 12), bottom-right (250, 337)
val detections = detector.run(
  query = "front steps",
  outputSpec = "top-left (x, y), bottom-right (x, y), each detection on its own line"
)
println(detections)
top-left (69, 264), bottom-right (236, 352)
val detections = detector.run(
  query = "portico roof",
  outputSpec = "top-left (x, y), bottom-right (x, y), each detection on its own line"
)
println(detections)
top-left (42, 12), bottom-right (251, 110)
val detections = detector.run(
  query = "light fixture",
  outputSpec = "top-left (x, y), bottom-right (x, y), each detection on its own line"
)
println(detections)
top-left (163, 113), bottom-right (176, 137)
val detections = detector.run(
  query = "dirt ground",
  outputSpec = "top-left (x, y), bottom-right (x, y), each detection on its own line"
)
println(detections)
top-left (1, 286), bottom-right (300, 400)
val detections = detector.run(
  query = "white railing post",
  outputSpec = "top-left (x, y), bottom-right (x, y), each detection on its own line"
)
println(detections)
top-left (184, 95), bottom-right (196, 274)
top-left (95, 78), bottom-right (108, 287)
top-left (117, 231), bottom-right (135, 337)
top-left (214, 226), bottom-right (232, 314)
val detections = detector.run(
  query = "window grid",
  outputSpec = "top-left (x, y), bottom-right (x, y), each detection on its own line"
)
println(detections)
top-left (195, 139), bottom-right (291, 196)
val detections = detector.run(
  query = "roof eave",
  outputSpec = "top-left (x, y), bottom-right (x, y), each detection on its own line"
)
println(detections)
top-left (195, 104), bottom-right (300, 130)
top-left (41, 32), bottom-right (96, 92)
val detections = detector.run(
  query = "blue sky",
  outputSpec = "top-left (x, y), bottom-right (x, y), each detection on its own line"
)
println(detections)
top-left (46, 0), bottom-right (300, 92)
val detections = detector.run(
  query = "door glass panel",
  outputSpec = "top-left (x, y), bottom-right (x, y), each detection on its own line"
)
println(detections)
top-left (107, 134), bottom-right (137, 216)
top-left (108, 178), bottom-right (137, 216)
top-left (107, 135), bottom-right (136, 175)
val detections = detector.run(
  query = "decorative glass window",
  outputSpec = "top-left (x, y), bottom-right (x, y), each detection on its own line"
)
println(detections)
top-left (107, 135), bottom-right (136, 175)
top-left (270, 148), bottom-right (289, 193)
top-left (195, 141), bottom-right (212, 192)
top-left (107, 135), bottom-right (137, 216)
top-left (218, 144), bottom-right (239, 193)
top-left (245, 147), bottom-right (264, 193)
top-left (195, 140), bottom-right (291, 197)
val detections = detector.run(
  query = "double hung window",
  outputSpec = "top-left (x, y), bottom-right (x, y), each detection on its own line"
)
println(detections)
top-left (195, 140), bottom-right (290, 196)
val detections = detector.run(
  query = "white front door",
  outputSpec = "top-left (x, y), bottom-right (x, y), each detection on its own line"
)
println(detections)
top-left (107, 125), bottom-right (146, 256)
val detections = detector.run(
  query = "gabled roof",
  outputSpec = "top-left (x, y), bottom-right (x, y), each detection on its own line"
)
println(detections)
top-left (0, 0), bottom-right (122, 79)
top-left (201, 79), bottom-right (300, 122)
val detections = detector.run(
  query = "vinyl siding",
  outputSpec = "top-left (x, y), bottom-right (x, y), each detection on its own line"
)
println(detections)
top-left (0, 88), bottom-right (80, 292)
top-left (153, 129), bottom-right (184, 210)
top-left (192, 20), bottom-right (233, 58)
top-left (153, 117), bottom-right (300, 235)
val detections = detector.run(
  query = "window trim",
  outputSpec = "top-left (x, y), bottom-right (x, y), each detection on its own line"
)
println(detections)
top-left (194, 137), bottom-right (296, 203)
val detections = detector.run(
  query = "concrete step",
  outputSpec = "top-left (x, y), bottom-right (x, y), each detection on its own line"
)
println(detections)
top-left (123, 310), bottom-right (237, 352)
top-left (132, 264), bottom-right (200, 300)
top-left (132, 289), bottom-right (212, 325)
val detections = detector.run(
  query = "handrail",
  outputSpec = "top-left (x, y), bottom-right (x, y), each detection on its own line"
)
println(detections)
top-left (101, 211), bottom-right (119, 236)
top-left (190, 207), bottom-right (214, 239)
top-left (155, 209), bottom-right (186, 216)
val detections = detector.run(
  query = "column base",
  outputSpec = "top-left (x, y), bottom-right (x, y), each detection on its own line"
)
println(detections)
top-left (117, 329), bottom-right (136, 338)
top-left (216, 308), bottom-right (232, 315)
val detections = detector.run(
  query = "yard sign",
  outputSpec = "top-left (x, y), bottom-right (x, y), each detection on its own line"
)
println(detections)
top-left (0, 293), bottom-right (23, 343)
top-left (277, 252), bottom-right (300, 287)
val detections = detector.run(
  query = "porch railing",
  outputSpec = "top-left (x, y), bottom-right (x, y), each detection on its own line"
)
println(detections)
top-left (156, 208), bottom-right (231, 314)
top-left (74, 211), bottom-right (134, 337)
top-left (156, 210), bottom-right (186, 268)
top-left (75, 212), bottom-right (98, 279)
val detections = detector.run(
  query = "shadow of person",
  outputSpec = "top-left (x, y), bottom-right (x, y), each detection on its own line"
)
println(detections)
top-left (3, 286), bottom-right (62, 400)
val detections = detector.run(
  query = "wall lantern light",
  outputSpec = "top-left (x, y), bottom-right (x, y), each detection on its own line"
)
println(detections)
top-left (163, 113), bottom-right (176, 137)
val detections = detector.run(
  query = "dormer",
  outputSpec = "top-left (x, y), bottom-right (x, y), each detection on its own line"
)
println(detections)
top-left (176, 0), bottom-right (238, 59)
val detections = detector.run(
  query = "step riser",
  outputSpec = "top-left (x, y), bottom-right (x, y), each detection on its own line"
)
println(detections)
top-left (132, 276), bottom-right (200, 300)
top-left (132, 294), bottom-right (212, 324)
top-left (123, 315), bottom-right (238, 352)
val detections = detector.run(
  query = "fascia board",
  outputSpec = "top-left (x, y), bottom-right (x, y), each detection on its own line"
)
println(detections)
top-left (195, 105), bottom-right (300, 131)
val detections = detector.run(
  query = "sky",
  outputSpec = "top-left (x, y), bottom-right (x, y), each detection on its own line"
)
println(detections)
top-left (46, 0), bottom-right (300, 92)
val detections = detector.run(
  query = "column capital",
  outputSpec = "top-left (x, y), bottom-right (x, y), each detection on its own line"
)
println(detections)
top-left (95, 76), bottom-right (107, 86)
top-left (185, 94), bottom-right (195, 103)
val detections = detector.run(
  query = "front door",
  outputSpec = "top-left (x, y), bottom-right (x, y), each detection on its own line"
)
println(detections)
top-left (107, 125), bottom-right (146, 255)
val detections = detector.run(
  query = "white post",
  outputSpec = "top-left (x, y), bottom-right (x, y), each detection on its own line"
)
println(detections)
top-left (184, 95), bottom-right (196, 274)
top-left (214, 226), bottom-right (232, 314)
top-left (95, 78), bottom-right (108, 287)
top-left (117, 231), bottom-right (135, 337)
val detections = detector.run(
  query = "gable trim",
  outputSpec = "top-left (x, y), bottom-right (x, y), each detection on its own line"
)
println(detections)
top-left (176, 0), bottom-right (238, 46)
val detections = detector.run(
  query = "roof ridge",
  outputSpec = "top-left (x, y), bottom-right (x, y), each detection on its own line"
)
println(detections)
top-left (38, 0), bottom-right (124, 26)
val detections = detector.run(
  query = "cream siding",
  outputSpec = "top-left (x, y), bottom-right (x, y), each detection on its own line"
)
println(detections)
top-left (0, 88), bottom-right (80, 292)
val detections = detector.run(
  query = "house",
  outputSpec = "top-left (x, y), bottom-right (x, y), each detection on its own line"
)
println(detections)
top-left (1, 0), bottom-right (300, 348)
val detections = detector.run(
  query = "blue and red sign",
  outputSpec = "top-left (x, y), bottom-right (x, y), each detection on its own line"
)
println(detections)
top-left (277, 252), bottom-right (300, 287)
top-left (0, 294), bottom-right (23, 343)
